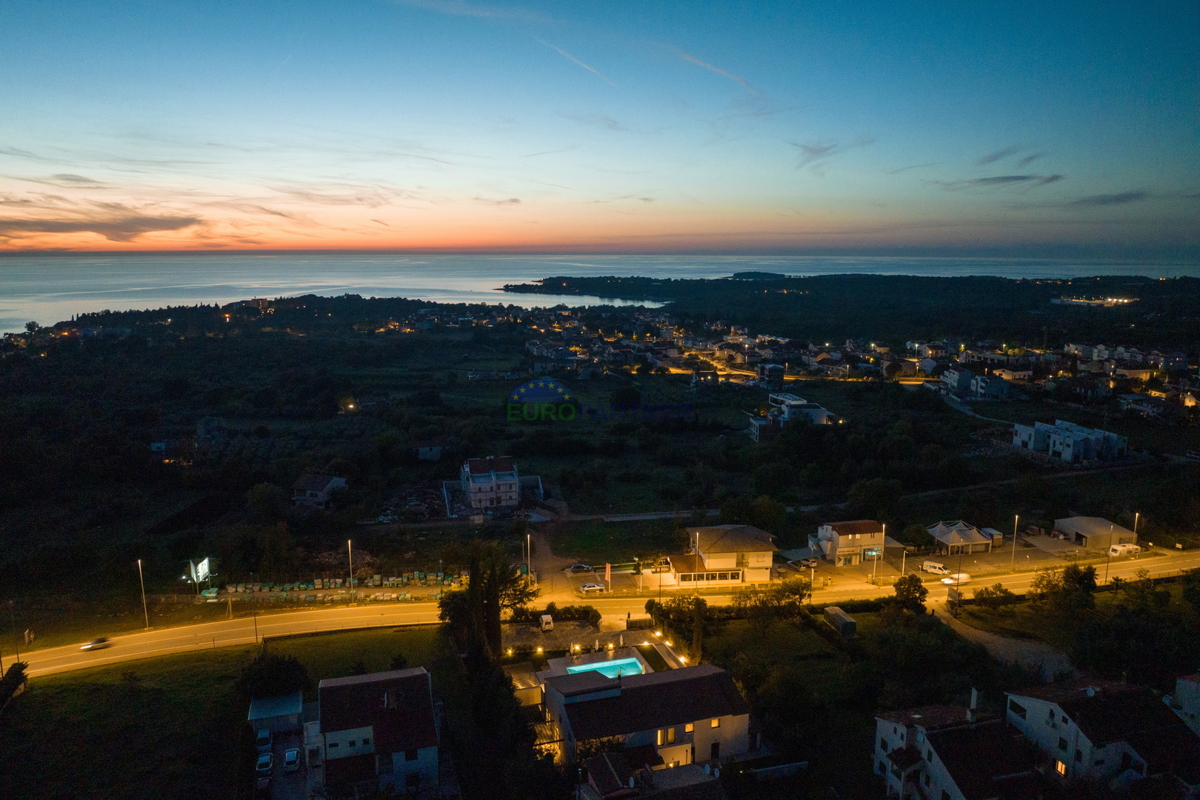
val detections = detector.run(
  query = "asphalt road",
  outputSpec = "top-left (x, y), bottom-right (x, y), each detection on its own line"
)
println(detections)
top-left (16, 549), bottom-right (1200, 679)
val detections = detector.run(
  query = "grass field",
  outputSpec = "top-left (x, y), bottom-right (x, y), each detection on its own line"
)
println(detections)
top-left (549, 518), bottom-right (686, 564)
top-left (956, 583), bottom-right (1188, 651)
top-left (0, 627), bottom-right (449, 800)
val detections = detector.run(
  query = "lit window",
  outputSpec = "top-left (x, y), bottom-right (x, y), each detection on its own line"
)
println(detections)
top-left (685, 723), bottom-right (694, 733)
top-left (711, 719), bottom-right (720, 729)
top-left (1054, 760), bottom-right (1067, 776)
top-left (657, 729), bottom-right (665, 746)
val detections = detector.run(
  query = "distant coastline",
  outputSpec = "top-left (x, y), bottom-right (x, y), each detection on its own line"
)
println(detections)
top-left (3, 252), bottom-right (1198, 335)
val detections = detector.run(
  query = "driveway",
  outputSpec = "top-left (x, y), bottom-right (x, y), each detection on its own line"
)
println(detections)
top-left (932, 606), bottom-right (1074, 683)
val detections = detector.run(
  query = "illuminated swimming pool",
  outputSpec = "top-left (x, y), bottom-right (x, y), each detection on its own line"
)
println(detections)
top-left (566, 657), bottom-right (644, 678)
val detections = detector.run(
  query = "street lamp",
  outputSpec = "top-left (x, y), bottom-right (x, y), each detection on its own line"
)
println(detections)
top-left (8, 601), bottom-right (19, 663)
top-left (1133, 512), bottom-right (1140, 538)
top-left (347, 539), bottom-right (355, 602)
top-left (1011, 515), bottom-right (1019, 573)
top-left (137, 559), bottom-right (150, 629)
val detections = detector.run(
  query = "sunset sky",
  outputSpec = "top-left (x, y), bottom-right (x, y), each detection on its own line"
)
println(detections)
top-left (1, 1), bottom-right (1197, 257)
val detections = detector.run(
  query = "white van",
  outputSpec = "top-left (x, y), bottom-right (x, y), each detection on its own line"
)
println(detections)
top-left (922, 561), bottom-right (951, 575)
top-left (1108, 543), bottom-right (1142, 558)
top-left (540, 614), bottom-right (554, 632)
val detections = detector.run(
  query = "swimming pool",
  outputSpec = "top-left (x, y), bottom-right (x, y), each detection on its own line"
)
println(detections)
top-left (566, 657), bottom-right (644, 679)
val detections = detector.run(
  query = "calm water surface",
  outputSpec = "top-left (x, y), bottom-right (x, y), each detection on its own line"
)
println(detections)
top-left (1, 253), bottom-right (1196, 333)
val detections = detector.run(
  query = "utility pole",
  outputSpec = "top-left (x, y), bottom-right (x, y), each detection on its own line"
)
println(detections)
top-left (1011, 515), bottom-right (1019, 573)
top-left (137, 559), bottom-right (150, 629)
top-left (347, 539), bottom-right (355, 602)
top-left (8, 602), bottom-right (19, 663)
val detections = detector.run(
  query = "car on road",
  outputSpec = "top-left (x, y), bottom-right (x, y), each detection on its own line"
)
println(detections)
top-left (567, 564), bottom-right (594, 574)
top-left (579, 583), bottom-right (606, 594)
top-left (942, 574), bottom-right (972, 585)
top-left (80, 637), bottom-right (111, 651)
top-left (255, 753), bottom-right (274, 777)
top-left (284, 748), bottom-right (301, 772)
top-left (255, 728), bottom-right (273, 753)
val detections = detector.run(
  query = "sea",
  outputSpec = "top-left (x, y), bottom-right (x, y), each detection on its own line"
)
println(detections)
top-left (1, 252), bottom-right (1197, 334)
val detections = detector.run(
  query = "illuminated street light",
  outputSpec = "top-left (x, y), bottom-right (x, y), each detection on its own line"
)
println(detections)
top-left (138, 559), bottom-right (149, 629)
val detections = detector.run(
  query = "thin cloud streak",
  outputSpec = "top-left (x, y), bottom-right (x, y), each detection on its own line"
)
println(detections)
top-left (976, 146), bottom-right (1020, 165)
top-left (0, 214), bottom-right (201, 242)
top-left (675, 50), bottom-right (755, 88)
top-left (536, 39), bottom-right (617, 86)
top-left (392, 0), bottom-right (551, 24)
top-left (1067, 191), bottom-right (1148, 207)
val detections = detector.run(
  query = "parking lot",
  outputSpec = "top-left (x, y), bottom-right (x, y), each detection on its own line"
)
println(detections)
top-left (255, 729), bottom-right (306, 800)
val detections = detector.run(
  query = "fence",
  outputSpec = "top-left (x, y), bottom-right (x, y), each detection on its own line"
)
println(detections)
top-left (751, 762), bottom-right (808, 782)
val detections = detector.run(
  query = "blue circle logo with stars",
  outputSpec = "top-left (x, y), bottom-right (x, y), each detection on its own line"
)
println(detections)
top-left (509, 377), bottom-right (573, 404)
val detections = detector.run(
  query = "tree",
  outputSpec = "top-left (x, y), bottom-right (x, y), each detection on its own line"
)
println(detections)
top-left (691, 597), bottom-right (707, 662)
top-left (442, 540), bottom-right (538, 659)
top-left (389, 653), bottom-right (409, 671)
top-left (1029, 564), bottom-right (1097, 613)
top-left (237, 652), bottom-right (311, 699)
top-left (847, 478), bottom-right (903, 519)
top-left (892, 574), bottom-right (928, 612)
top-left (973, 583), bottom-right (1018, 611)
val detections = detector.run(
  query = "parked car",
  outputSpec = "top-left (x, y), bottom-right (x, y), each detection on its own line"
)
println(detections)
top-left (1108, 543), bottom-right (1142, 558)
top-left (255, 753), bottom-right (274, 777)
top-left (942, 573), bottom-right (972, 585)
top-left (80, 637), bottom-right (111, 651)
top-left (255, 728), bottom-right (273, 753)
top-left (283, 748), bottom-right (301, 773)
top-left (567, 564), bottom-right (594, 574)
top-left (800, 558), bottom-right (819, 569)
top-left (922, 561), bottom-right (951, 575)
top-left (254, 777), bottom-right (272, 799)
top-left (580, 583), bottom-right (606, 594)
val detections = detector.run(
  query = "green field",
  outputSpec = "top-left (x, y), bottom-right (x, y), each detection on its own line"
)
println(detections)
top-left (549, 518), bottom-right (686, 564)
top-left (0, 627), bottom-right (447, 800)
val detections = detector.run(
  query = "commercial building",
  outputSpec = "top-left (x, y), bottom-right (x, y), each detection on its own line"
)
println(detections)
top-left (667, 525), bottom-right (778, 586)
top-left (1052, 517), bottom-right (1137, 551)
top-left (813, 520), bottom-right (885, 567)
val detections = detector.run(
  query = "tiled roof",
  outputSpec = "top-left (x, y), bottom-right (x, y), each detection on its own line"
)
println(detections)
top-left (583, 751), bottom-right (637, 797)
top-left (555, 665), bottom-right (750, 741)
top-left (876, 705), bottom-right (974, 730)
top-left (319, 668), bottom-right (437, 754)
top-left (466, 456), bottom-right (517, 475)
top-left (687, 525), bottom-right (777, 554)
top-left (292, 474), bottom-right (340, 492)
top-left (925, 721), bottom-right (1040, 800)
top-left (825, 520), bottom-right (883, 537)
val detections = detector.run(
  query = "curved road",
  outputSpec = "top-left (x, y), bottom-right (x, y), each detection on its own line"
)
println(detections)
top-left (14, 549), bottom-right (1199, 679)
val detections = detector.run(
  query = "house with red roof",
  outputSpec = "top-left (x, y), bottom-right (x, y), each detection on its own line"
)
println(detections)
top-left (317, 667), bottom-right (439, 796)
top-left (542, 664), bottom-right (751, 769)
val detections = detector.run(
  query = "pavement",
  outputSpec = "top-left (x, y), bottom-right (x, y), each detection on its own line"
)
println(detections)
top-left (10, 542), bottom-right (1199, 680)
